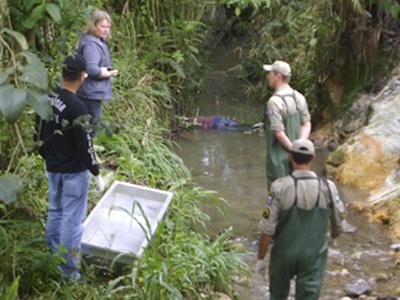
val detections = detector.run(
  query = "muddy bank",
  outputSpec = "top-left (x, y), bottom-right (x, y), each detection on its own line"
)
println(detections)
top-left (312, 66), bottom-right (400, 245)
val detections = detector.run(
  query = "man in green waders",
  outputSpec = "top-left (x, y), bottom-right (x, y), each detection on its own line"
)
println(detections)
top-left (255, 139), bottom-right (344, 300)
top-left (263, 61), bottom-right (311, 189)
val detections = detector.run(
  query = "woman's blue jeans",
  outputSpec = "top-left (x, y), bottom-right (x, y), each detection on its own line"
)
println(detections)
top-left (45, 170), bottom-right (90, 279)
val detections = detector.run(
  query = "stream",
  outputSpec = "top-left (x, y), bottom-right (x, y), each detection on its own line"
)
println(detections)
top-left (174, 41), bottom-right (399, 299)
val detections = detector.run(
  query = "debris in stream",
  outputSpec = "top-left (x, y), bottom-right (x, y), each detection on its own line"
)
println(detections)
top-left (377, 296), bottom-right (400, 300)
top-left (390, 243), bottom-right (400, 252)
top-left (342, 220), bottom-right (357, 233)
top-left (351, 251), bottom-right (363, 260)
top-left (328, 248), bottom-right (341, 258)
top-left (344, 278), bottom-right (372, 297)
top-left (327, 268), bottom-right (350, 278)
top-left (341, 268), bottom-right (350, 277)
top-left (375, 272), bottom-right (390, 283)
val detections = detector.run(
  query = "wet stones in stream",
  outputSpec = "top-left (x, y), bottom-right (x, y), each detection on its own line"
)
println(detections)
top-left (232, 232), bottom-right (400, 300)
top-left (344, 279), bottom-right (372, 297)
top-left (342, 220), bottom-right (357, 233)
top-left (390, 243), bottom-right (400, 252)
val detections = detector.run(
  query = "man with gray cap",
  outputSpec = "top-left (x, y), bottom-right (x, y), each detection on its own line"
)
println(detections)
top-left (263, 61), bottom-right (311, 189)
top-left (255, 139), bottom-right (344, 300)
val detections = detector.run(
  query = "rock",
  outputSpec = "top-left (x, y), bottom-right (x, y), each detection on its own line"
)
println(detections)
top-left (368, 183), bottom-right (400, 204)
top-left (342, 220), bottom-right (357, 233)
top-left (384, 168), bottom-right (400, 188)
top-left (360, 296), bottom-right (375, 300)
top-left (328, 69), bottom-right (400, 191)
top-left (375, 272), bottom-right (390, 283)
top-left (328, 248), bottom-right (341, 258)
top-left (232, 275), bottom-right (250, 286)
top-left (326, 148), bottom-right (346, 167)
top-left (339, 297), bottom-right (352, 300)
top-left (344, 279), bottom-right (372, 297)
top-left (328, 140), bottom-right (339, 151)
top-left (350, 201), bottom-right (371, 213)
top-left (390, 243), bottom-right (400, 252)
top-left (340, 268), bottom-right (350, 277)
top-left (351, 251), bottom-right (363, 260)
top-left (215, 293), bottom-right (232, 300)
top-left (367, 277), bottom-right (376, 285)
top-left (371, 208), bottom-right (391, 226)
top-left (326, 270), bottom-right (339, 277)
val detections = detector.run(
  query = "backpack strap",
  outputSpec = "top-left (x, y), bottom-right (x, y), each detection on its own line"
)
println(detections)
top-left (290, 174), bottom-right (299, 206)
top-left (273, 94), bottom-right (289, 114)
top-left (273, 89), bottom-right (299, 114)
top-left (292, 89), bottom-right (299, 111)
top-left (290, 174), bottom-right (322, 208)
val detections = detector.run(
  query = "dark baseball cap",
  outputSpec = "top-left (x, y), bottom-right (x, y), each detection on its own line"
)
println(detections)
top-left (63, 54), bottom-right (86, 72)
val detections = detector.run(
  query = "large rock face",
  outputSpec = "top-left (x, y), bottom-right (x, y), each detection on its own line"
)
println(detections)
top-left (325, 67), bottom-right (400, 191)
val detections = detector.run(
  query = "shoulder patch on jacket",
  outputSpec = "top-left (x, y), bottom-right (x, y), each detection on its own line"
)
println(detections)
top-left (266, 191), bottom-right (275, 205)
top-left (262, 207), bottom-right (270, 219)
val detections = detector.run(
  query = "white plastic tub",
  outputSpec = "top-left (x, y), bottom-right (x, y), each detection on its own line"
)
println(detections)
top-left (81, 181), bottom-right (173, 263)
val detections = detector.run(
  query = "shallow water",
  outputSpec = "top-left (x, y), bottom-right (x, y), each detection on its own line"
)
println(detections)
top-left (174, 40), bottom-right (399, 299)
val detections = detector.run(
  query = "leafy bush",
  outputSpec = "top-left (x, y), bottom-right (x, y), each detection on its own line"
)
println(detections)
top-left (1, 1), bottom-right (249, 299)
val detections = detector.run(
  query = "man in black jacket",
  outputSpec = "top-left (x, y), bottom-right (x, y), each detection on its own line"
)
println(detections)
top-left (37, 54), bottom-right (104, 280)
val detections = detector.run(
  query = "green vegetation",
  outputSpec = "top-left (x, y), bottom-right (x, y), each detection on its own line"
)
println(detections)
top-left (226, 0), bottom-right (400, 118)
top-left (1, 0), bottom-right (399, 298)
top-left (326, 149), bottom-right (346, 168)
top-left (0, 0), bottom-right (248, 299)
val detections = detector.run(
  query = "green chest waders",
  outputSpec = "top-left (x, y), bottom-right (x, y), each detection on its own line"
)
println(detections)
top-left (269, 176), bottom-right (333, 300)
top-left (266, 91), bottom-right (302, 189)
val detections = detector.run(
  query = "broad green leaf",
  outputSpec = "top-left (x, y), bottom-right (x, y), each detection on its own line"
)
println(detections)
top-left (22, 4), bottom-right (45, 29)
top-left (235, 6), bottom-right (241, 17)
top-left (0, 175), bottom-right (23, 205)
top-left (25, 0), bottom-right (42, 10)
top-left (2, 29), bottom-right (28, 50)
top-left (20, 51), bottom-right (42, 65)
top-left (20, 51), bottom-right (48, 90)
top-left (27, 89), bottom-right (52, 120)
top-left (0, 85), bottom-right (27, 123)
top-left (0, 276), bottom-right (20, 300)
top-left (46, 3), bottom-right (61, 22)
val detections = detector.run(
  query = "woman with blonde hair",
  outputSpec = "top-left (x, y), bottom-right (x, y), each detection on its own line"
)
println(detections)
top-left (76, 8), bottom-right (118, 119)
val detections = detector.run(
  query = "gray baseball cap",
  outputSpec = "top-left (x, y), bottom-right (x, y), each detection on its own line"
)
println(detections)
top-left (291, 139), bottom-right (315, 155)
top-left (263, 60), bottom-right (291, 77)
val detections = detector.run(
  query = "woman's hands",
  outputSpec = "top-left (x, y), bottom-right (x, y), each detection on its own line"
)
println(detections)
top-left (100, 67), bottom-right (119, 78)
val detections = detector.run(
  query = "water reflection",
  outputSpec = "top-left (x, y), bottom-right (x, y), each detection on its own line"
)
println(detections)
top-left (175, 39), bottom-right (398, 298)
top-left (176, 129), bottom-right (266, 238)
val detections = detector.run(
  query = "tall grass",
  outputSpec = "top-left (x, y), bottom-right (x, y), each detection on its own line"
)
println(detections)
top-left (1, 0), bottom-right (249, 299)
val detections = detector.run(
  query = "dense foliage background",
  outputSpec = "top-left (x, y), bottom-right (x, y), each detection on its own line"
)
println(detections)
top-left (1, 0), bottom-right (399, 299)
